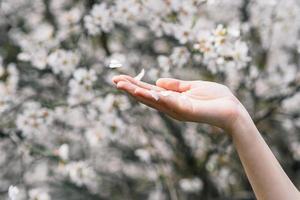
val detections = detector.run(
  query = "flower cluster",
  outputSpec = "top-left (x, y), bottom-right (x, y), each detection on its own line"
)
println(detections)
top-left (0, 58), bottom-right (19, 114)
top-left (194, 24), bottom-right (250, 73)
top-left (47, 49), bottom-right (80, 76)
top-left (61, 161), bottom-right (97, 188)
top-left (68, 68), bottom-right (97, 105)
top-left (84, 3), bottom-right (114, 35)
top-left (16, 102), bottom-right (53, 137)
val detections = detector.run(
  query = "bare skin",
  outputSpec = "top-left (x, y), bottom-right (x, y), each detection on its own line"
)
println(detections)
top-left (112, 75), bottom-right (300, 200)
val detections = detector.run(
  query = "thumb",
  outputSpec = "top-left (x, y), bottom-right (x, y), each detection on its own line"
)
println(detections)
top-left (156, 78), bottom-right (191, 92)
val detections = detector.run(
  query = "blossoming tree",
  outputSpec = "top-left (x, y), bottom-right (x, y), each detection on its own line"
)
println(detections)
top-left (1, 0), bottom-right (300, 199)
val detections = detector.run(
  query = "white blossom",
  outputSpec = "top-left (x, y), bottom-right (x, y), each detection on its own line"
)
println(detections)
top-left (64, 161), bottom-right (97, 187)
top-left (68, 68), bottom-right (97, 105)
top-left (16, 102), bottom-right (53, 137)
top-left (134, 69), bottom-right (145, 81)
top-left (29, 188), bottom-right (51, 200)
top-left (113, 0), bottom-right (141, 25)
top-left (59, 7), bottom-right (82, 27)
top-left (157, 55), bottom-right (171, 72)
top-left (57, 144), bottom-right (69, 161)
top-left (84, 3), bottom-right (114, 35)
top-left (173, 17), bottom-right (195, 44)
top-left (30, 49), bottom-right (49, 70)
top-left (194, 24), bottom-right (250, 72)
top-left (32, 23), bottom-right (54, 43)
top-left (135, 148), bottom-right (151, 162)
top-left (85, 123), bottom-right (110, 146)
top-left (47, 49), bottom-right (80, 76)
top-left (8, 186), bottom-right (20, 200)
top-left (179, 178), bottom-right (203, 193)
top-left (170, 47), bottom-right (190, 68)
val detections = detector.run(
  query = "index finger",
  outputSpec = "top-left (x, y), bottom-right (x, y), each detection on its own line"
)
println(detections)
top-left (112, 75), bottom-right (166, 92)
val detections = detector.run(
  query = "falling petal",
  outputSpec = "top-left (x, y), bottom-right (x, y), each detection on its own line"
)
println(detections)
top-left (109, 59), bottom-right (122, 68)
top-left (180, 93), bottom-right (188, 100)
top-left (134, 69), bottom-right (145, 81)
top-left (149, 90), bottom-right (160, 101)
top-left (160, 91), bottom-right (173, 97)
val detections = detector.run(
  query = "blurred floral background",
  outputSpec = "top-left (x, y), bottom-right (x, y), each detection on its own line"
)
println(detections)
top-left (1, 0), bottom-right (300, 199)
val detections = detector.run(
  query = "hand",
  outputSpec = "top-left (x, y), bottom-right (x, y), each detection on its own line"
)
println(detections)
top-left (113, 75), bottom-right (300, 200)
top-left (112, 75), bottom-right (244, 132)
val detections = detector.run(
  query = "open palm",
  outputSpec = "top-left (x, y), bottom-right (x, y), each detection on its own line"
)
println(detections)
top-left (112, 75), bottom-right (242, 131)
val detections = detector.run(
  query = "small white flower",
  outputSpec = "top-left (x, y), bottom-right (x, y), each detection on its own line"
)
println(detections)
top-left (0, 96), bottom-right (11, 113)
top-left (85, 123), bottom-right (110, 146)
top-left (31, 49), bottom-right (48, 70)
top-left (58, 144), bottom-right (69, 161)
top-left (73, 68), bottom-right (97, 86)
top-left (170, 47), bottom-right (190, 68)
top-left (179, 177), bottom-right (203, 193)
top-left (157, 55), bottom-right (171, 72)
top-left (17, 52), bottom-right (31, 62)
top-left (68, 68), bottom-right (97, 105)
top-left (8, 185), bottom-right (19, 200)
top-left (47, 49), bottom-right (80, 76)
top-left (134, 69), bottom-right (145, 81)
top-left (64, 161), bottom-right (96, 187)
top-left (135, 148), bottom-right (151, 162)
top-left (16, 102), bottom-right (53, 137)
top-left (59, 8), bottom-right (82, 27)
top-left (84, 3), bottom-right (114, 35)
top-left (232, 40), bottom-right (251, 67)
top-left (29, 188), bottom-right (51, 200)
top-left (214, 24), bottom-right (227, 37)
top-left (32, 23), bottom-right (54, 42)
top-left (113, 0), bottom-right (140, 25)
top-left (228, 25), bottom-right (241, 38)
top-left (173, 17), bottom-right (195, 44)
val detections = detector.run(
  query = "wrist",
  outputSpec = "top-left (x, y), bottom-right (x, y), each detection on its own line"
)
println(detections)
top-left (226, 103), bottom-right (257, 138)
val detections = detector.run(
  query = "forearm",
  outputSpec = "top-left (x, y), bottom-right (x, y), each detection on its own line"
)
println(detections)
top-left (229, 105), bottom-right (300, 200)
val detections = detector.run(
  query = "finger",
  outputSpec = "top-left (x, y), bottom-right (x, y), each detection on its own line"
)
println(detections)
top-left (116, 81), bottom-right (162, 109)
top-left (116, 81), bottom-right (139, 94)
top-left (156, 78), bottom-right (192, 92)
top-left (135, 88), bottom-right (187, 115)
top-left (134, 95), bottom-right (184, 121)
top-left (116, 82), bottom-right (181, 118)
top-left (117, 81), bottom-right (161, 103)
top-left (112, 75), bottom-right (129, 84)
top-left (113, 75), bottom-right (165, 91)
top-left (134, 96), bottom-right (169, 113)
top-left (116, 81), bottom-right (162, 105)
top-left (117, 81), bottom-right (185, 120)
